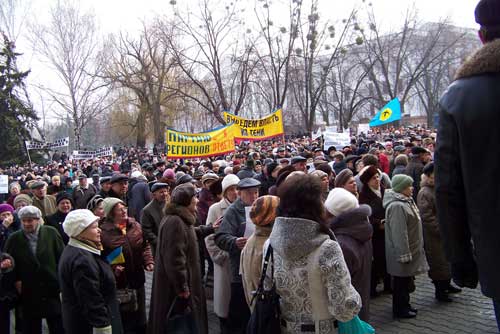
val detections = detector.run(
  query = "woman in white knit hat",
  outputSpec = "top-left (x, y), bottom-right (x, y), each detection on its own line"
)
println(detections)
top-left (59, 209), bottom-right (123, 334)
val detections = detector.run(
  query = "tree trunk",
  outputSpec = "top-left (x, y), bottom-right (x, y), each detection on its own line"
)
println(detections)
top-left (136, 104), bottom-right (147, 147)
top-left (152, 101), bottom-right (162, 145)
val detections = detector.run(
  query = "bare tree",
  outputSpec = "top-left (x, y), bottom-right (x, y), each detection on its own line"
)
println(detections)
top-left (161, 0), bottom-right (257, 124)
top-left (0, 0), bottom-right (31, 41)
top-left (289, 0), bottom-right (361, 132)
top-left (29, 0), bottom-right (112, 149)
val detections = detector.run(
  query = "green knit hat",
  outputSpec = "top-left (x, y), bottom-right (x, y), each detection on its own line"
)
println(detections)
top-left (392, 174), bottom-right (413, 193)
top-left (102, 197), bottom-right (125, 218)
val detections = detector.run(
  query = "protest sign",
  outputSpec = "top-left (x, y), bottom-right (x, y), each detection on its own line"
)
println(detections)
top-left (323, 132), bottom-right (351, 151)
top-left (0, 175), bottom-right (8, 194)
top-left (311, 128), bottom-right (322, 140)
top-left (72, 147), bottom-right (113, 160)
top-left (223, 109), bottom-right (284, 141)
top-left (357, 123), bottom-right (370, 135)
top-left (166, 124), bottom-right (236, 158)
top-left (25, 137), bottom-right (69, 150)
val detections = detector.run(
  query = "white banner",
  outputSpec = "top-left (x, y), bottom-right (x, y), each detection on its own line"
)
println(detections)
top-left (25, 137), bottom-right (69, 150)
top-left (323, 132), bottom-right (351, 151)
top-left (357, 123), bottom-right (370, 135)
top-left (0, 175), bottom-right (8, 194)
top-left (72, 147), bottom-right (113, 160)
top-left (311, 128), bottom-right (322, 140)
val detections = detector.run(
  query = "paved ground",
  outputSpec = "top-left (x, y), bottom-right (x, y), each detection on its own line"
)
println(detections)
top-left (29, 271), bottom-right (497, 333)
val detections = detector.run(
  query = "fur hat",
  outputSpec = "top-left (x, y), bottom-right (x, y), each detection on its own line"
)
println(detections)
top-left (392, 174), bottom-right (414, 193)
top-left (325, 188), bottom-right (359, 217)
top-left (63, 209), bottom-right (100, 238)
top-left (13, 194), bottom-right (33, 208)
top-left (359, 165), bottom-right (380, 185)
top-left (171, 183), bottom-right (197, 206)
top-left (222, 174), bottom-right (240, 194)
top-left (334, 169), bottom-right (354, 188)
top-left (249, 195), bottom-right (279, 226)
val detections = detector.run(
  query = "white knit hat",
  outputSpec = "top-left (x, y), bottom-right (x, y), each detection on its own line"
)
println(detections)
top-left (222, 174), bottom-right (240, 194)
top-left (63, 209), bottom-right (100, 237)
top-left (325, 188), bottom-right (359, 217)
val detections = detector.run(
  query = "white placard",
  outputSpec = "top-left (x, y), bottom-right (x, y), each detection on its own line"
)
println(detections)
top-left (323, 132), bottom-right (351, 151)
top-left (244, 206), bottom-right (255, 238)
top-left (0, 175), bottom-right (8, 194)
top-left (358, 123), bottom-right (370, 135)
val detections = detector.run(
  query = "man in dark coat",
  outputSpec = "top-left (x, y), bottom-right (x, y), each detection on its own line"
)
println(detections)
top-left (215, 178), bottom-right (260, 334)
top-left (140, 183), bottom-right (169, 256)
top-left (73, 175), bottom-right (97, 209)
top-left (404, 146), bottom-right (431, 200)
top-left (127, 171), bottom-right (151, 222)
top-left (45, 192), bottom-right (74, 245)
top-left (99, 176), bottom-right (112, 198)
top-left (108, 174), bottom-right (129, 203)
top-left (4, 205), bottom-right (65, 333)
top-left (435, 1), bottom-right (500, 330)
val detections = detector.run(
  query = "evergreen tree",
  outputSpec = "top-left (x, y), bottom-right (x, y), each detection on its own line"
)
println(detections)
top-left (0, 33), bottom-right (38, 165)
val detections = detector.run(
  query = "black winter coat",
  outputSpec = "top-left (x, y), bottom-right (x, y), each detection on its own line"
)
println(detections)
top-left (435, 39), bottom-right (500, 299)
top-left (59, 241), bottom-right (123, 334)
top-left (46, 210), bottom-right (70, 245)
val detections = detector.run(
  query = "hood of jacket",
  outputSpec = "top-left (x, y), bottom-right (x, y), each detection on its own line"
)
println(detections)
top-left (455, 39), bottom-right (500, 80)
top-left (420, 174), bottom-right (434, 189)
top-left (330, 205), bottom-right (373, 243)
top-left (270, 216), bottom-right (329, 261)
top-left (164, 203), bottom-right (196, 225)
top-left (382, 189), bottom-right (413, 209)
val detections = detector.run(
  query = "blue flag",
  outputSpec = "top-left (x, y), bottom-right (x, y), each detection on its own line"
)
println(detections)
top-left (369, 98), bottom-right (401, 127)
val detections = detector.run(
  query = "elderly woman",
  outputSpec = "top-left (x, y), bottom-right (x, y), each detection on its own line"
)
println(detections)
top-left (46, 192), bottom-right (74, 245)
top-left (0, 204), bottom-right (20, 251)
top-left (149, 183), bottom-right (213, 334)
top-left (59, 209), bottom-right (123, 334)
top-left (383, 174), bottom-right (429, 319)
top-left (100, 198), bottom-right (154, 334)
top-left (240, 195), bottom-right (279, 310)
top-left (87, 195), bottom-right (105, 219)
top-left (334, 169), bottom-right (358, 197)
top-left (6, 182), bottom-right (21, 206)
top-left (13, 193), bottom-right (32, 211)
top-left (310, 170), bottom-right (329, 201)
top-left (267, 173), bottom-right (362, 332)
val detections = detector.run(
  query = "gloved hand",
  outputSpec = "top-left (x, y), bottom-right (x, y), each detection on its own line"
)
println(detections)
top-left (338, 315), bottom-right (375, 334)
top-left (93, 325), bottom-right (112, 334)
top-left (451, 260), bottom-right (478, 289)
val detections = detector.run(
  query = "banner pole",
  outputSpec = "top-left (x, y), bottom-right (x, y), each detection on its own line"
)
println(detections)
top-left (25, 141), bottom-right (33, 168)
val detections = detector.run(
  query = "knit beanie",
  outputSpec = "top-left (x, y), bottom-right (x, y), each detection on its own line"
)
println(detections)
top-left (334, 169), bottom-right (354, 188)
top-left (0, 203), bottom-right (14, 215)
top-left (102, 197), bottom-right (125, 218)
top-left (249, 195), bottom-right (280, 226)
top-left (56, 192), bottom-right (73, 206)
top-left (222, 174), bottom-right (240, 194)
top-left (13, 194), bottom-right (33, 208)
top-left (324, 188), bottom-right (359, 217)
top-left (359, 165), bottom-right (380, 185)
top-left (163, 169), bottom-right (176, 180)
top-left (63, 209), bottom-right (100, 238)
top-left (171, 183), bottom-right (197, 206)
top-left (392, 174), bottom-right (414, 193)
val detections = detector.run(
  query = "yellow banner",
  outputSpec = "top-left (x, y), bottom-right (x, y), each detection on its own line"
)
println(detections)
top-left (223, 109), bottom-right (284, 141)
top-left (165, 124), bottom-right (236, 158)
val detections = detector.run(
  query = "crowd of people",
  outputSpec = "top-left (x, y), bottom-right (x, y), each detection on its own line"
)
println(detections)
top-left (0, 122), bottom-right (481, 334)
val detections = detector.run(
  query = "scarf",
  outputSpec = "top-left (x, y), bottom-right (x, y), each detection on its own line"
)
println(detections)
top-left (23, 224), bottom-right (41, 255)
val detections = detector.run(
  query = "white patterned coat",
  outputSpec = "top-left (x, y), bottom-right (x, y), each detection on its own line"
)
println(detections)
top-left (266, 217), bottom-right (361, 334)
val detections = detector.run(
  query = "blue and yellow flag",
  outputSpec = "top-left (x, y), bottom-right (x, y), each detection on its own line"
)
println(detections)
top-left (369, 98), bottom-right (401, 127)
top-left (106, 246), bottom-right (125, 265)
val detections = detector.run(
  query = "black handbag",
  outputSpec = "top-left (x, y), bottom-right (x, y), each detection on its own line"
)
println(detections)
top-left (166, 296), bottom-right (199, 334)
top-left (247, 244), bottom-right (281, 334)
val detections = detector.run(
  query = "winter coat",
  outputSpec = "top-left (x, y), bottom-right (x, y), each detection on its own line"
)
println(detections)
top-left (268, 216), bottom-right (361, 333)
top-left (240, 224), bottom-right (272, 310)
top-left (206, 197), bottom-right (231, 226)
top-left (392, 165), bottom-right (407, 177)
top-left (127, 180), bottom-right (151, 222)
top-left (333, 160), bottom-right (347, 175)
top-left (148, 204), bottom-right (208, 334)
top-left (4, 225), bottom-right (65, 317)
top-left (435, 38), bottom-right (500, 299)
top-left (214, 198), bottom-right (248, 283)
top-left (0, 252), bottom-right (17, 310)
top-left (73, 184), bottom-right (98, 209)
top-left (32, 194), bottom-right (57, 217)
top-left (417, 175), bottom-right (451, 281)
top-left (254, 173), bottom-right (275, 196)
top-left (100, 218), bottom-right (153, 290)
top-left (197, 188), bottom-right (216, 226)
top-left (383, 190), bottom-right (428, 277)
top-left (330, 205), bottom-right (373, 322)
top-left (404, 156), bottom-right (424, 201)
top-left (0, 214), bottom-right (20, 251)
top-left (205, 233), bottom-right (231, 318)
top-left (379, 153), bottom-right (390, 175)
top-left (236, 167), bottom-right (257, 180)
top-left (45, 210), bottom-right (70, 245)
top-left (140, 199), bottom-right (165, 256)
top-left (58, 239), bottom-right (123, 334)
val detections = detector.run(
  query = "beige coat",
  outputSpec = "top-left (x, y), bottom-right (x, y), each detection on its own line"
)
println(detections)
top-left (240, 225), bottom-right (272, 310)
top-left (206, 197), bottom-right (231, 226)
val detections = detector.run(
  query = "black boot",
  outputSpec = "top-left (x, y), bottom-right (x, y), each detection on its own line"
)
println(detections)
top-left (446, 279), bottom-right (462, 294)
top-left (434, 280), bottom-right (453, 302)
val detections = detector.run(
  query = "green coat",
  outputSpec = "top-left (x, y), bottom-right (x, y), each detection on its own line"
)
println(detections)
top-left (4, 225), bottom-right (65, 317)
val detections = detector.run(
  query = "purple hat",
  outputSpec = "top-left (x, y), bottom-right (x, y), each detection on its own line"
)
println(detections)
top-left (0, 204), bottom-right (14, 215)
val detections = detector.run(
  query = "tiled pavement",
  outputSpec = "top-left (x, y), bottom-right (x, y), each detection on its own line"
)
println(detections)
top-left (33, 272), bottom-right (498, 333)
